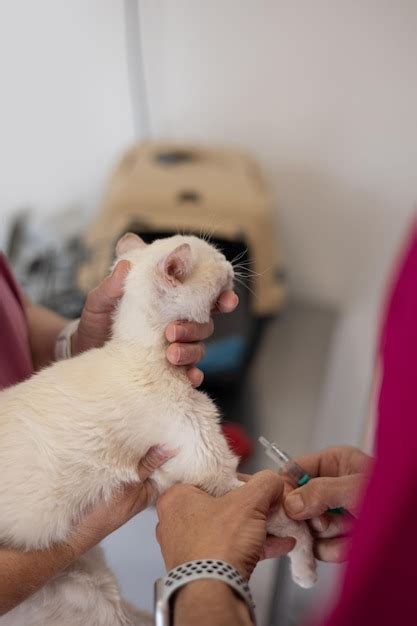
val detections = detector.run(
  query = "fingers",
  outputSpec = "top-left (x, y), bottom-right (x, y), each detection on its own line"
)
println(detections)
top-left (137, 445), bottom-right (175, 482)
top-left (233, 470), bottom-right (284, 514)
top-left (71, 444), bottom-right (175, 551)
top-left (213, 290), bottom-right (239, 314)
top-left (263, 535), bottom-right (296, 559)
top-left (186, 367), bottom-right (204, 388)
top-left (164, 291), bottom-right (238, 378)
top-left (292, 448), bottom-right (345, 480)
top-left (165, 320), bottom-right (214, 343)
top-left (309, 514), bottom-right (329, 533)
top-left (314, 537), bottom-right (349, 563)
top-left (165, 291), bottom-right (238, 345)
top-left (166, 342), bottom-right (205, 366)
top-left (284, 474), bottom-right (363, 520)
top-left (164, 290), bottom-right (238, 343)
top-left (156, 483), bottom-right (203, 518)
top-left (294, 446), bottom-right (370, 480)
top-left (310, 511), bottom-right (355, 538)
top-left (85, 261), bottom-right (131, 314)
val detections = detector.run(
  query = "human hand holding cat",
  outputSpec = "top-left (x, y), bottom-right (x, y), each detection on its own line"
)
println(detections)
top-left (165, 289), bottom-right (239, 387)
top-left (72, 260), bottom-right (238, 387)
top-left (0, 445), bottom-right (173, 618)
top-left (69, 444), bottom-right (174, 558)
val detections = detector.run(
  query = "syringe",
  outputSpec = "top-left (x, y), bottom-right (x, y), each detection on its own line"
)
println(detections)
top-left (258, 436), bottom-right (344, 514)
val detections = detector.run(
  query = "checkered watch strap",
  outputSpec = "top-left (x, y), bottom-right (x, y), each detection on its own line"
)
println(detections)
top-left (157, 560), bottom-right (256, 623)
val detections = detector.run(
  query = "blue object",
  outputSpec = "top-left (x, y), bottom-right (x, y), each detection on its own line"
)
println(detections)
top-left (199, 335), bottom-right (246, 374)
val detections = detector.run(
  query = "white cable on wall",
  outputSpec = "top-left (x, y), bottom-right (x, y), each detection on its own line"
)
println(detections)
top-left (123, 0), bottom-right (151, 138)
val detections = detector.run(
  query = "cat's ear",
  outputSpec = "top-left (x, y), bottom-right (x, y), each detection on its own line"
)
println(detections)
top-left (157, 244), bottom-right (193, 287)
top-left (116, 233), bottom-right (146, 257)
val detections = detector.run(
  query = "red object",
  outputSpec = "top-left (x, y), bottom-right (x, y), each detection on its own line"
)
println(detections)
top-left (221, 422), bottom-right (254, 462)
top-left (318, 222), bottom-right (417, 626)
top-left (0, 254), bottom-right (33, 390)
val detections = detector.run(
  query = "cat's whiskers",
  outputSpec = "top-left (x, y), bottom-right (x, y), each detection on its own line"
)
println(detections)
top-left (231, 248), bottom-right (248, 266)
top-left (233, 275), bottom-right (258, 299)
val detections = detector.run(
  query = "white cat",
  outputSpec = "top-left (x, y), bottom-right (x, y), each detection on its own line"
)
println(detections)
top-left (0, 234), bottom-right (316, 626)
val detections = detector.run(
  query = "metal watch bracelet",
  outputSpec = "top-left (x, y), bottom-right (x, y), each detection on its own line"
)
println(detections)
top-left (154, 560), bottom-right (256, 626)
top-left (54, 318), bottom-right (80, 361)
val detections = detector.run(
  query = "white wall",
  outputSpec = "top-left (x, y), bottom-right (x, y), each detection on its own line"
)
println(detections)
top-left (2, 1), bottom-right (416, 307)
top-left (0, 0), bottom-right (135, 246)
top-left (139, 0), bottom-right (417, 307)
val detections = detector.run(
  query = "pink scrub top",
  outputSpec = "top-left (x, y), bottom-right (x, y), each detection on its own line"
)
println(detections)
top-left (321, 223), bottom-right (417, 626)
top-left (0, 253), bottom-right (33, 389)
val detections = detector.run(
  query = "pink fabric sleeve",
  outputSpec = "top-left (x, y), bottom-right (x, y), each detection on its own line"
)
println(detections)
top-left (318, 223), bottom-right (417, 626)
top-left (0, 253), bottom-right (33, 388)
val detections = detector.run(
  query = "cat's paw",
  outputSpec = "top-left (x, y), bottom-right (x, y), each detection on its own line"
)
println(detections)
top-left (291, 561), bottom-right (318, 589)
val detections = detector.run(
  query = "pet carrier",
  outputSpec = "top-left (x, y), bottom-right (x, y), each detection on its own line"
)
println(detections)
top-left (78, 141), bottom-right (286, 387)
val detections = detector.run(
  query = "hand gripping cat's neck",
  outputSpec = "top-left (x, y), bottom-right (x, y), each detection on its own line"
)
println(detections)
top-left (109, 233), bottom-right (234, 359)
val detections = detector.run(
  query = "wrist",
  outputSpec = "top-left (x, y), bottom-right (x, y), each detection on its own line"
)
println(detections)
top-left (54, 319), bottom-right (80, 361)
top-left (66, 524), bottom-right (101, 559)
top-left (175, 580), bottom-right (252, 625)
top-left (168, 548), bottom-right (246, 579)
top-left (157, 560), bottom-right (255, 626)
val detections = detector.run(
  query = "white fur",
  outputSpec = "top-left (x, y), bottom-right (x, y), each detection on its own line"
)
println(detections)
top-left (0, 235), bottom-right (316, 625)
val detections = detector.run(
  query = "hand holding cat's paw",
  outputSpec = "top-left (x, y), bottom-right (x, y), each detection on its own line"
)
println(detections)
top-left (156, 470), bottom-right (288, 580)
top-left (165, 290), bottom-right (238, 387)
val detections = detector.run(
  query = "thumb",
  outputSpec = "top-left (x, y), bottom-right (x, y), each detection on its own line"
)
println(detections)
top-left (137, 445), bottom-right (176, 481)
top-left (85, 260), bottom-right (131, 314)
top-left (284, 474), bottom-right (363, 519)
top-left (235, 470), bottom-right (284, 515)
top-left (75, 261), bottom-right (132, 353)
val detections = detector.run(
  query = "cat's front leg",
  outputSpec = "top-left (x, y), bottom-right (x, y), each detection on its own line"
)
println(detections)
top-left (208, 474), bottom-right (317, 589)
top-left (267, 508), bottom-right (317, 588)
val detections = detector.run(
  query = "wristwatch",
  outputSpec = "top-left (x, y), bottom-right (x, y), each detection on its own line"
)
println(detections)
top-left (54, 319), bottom-right (80, 361)
top-left (154, 560), bottom-right (256, 625)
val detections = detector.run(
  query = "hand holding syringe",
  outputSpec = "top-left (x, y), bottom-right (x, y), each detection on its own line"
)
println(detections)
top-left (259, 436), bottom-right (344, 515)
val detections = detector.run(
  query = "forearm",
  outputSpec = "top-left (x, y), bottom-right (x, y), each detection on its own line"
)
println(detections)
top-left (174, 581), bottom-right (252, 626)
top-left (0, 542), bottom-right (76, 616)
top-left (0, 447), bottom-right (169, 617)
top-left (24, 301), bottom-right (69, 370)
